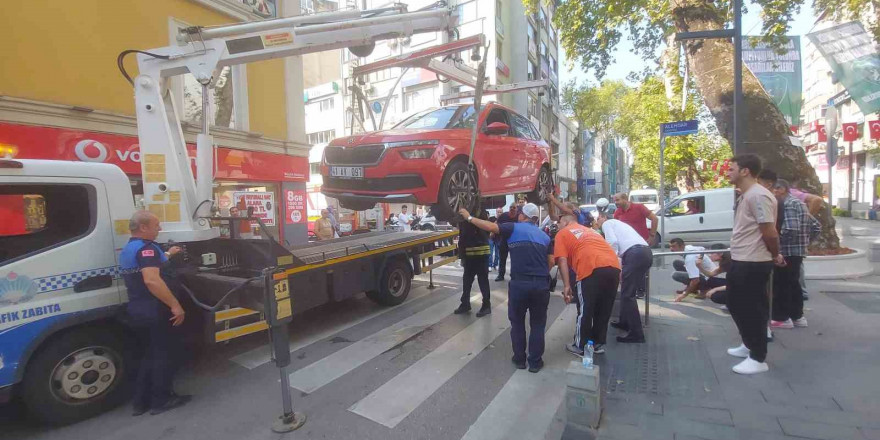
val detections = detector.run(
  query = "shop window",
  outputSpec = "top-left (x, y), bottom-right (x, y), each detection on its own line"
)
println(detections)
top-left (215, 183), bottom-right (280, 240)
top-left (1, 185), bottom-right (94, 266)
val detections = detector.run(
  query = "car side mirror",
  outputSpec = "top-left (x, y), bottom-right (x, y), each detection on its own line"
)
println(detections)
top-left (484, 122), bottom-right (510, 136)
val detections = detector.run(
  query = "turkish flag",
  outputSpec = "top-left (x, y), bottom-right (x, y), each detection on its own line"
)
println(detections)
top-left (870, 120), bottom-right (880, 140)
top-left (842, 122), bottom-right (860, 142)
top-left (817, 125), bottom-right (827, 142)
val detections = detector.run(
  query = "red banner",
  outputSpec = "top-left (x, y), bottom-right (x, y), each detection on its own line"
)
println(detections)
top-left (817, 125), bottom-right (827, 142)
top-left (0, 122), bottom-right (308, 182)
top-left (285, 189), bottom-right (307, 224)
top-left (842, 122), bottom-right (860, 142)
top-left (870, 120), bottom-right (880, 140)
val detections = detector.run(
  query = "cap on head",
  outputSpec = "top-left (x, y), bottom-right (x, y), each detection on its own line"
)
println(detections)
top-left (596, 198), bottom-right (610, 210)
top-left (520, 203), bottom-right (539, 220)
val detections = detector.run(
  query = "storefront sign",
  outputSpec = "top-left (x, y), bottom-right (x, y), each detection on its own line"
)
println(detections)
top-left (285, 189), bottom-right (306, 224)
top-left (0, 123), bottom-right (308, 182)
top-left (234, 191), bottom-right (276, 226)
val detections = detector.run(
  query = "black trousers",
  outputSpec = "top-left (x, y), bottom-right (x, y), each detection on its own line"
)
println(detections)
top-left (727, 260), bottom-right (773, 363)
top-left (461, 255), bottom-right (491, 307)
top-left (575, 267), bottom-right (621, 348)
top-left (620, 245), bottom-right (652, 339)
top-left (772, 256), bottom-right (804, 322)
top-left (508, 277), bottom-right (550, 368)
top-left (130, 316), bottom-right (182, 409)
top-left (497, 242), bottom-right (509, 277)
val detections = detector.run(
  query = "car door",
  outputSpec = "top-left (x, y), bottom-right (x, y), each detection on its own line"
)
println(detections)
top-left (510, 112), bottom-right (541, 188)
top-left (702, 189), bottom-right (735, 243)
top-left (661, 195), bottom-right (706, 244)
top-left (475, 106), bottom-right (521, 192)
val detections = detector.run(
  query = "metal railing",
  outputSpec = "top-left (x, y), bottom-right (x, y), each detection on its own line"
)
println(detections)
top-left (643, 248), bottom-right (731, 325)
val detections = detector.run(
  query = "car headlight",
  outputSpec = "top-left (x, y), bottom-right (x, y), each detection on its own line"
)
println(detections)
top-left (386, 140), bottom-right (439, 148)
top-left (399, 148), bottom-right (436, 159)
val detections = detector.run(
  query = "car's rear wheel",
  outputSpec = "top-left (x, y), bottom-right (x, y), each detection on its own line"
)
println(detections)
top-left (528, 166), bottom-right (553, 205)
top-left (433, 161), bottom-right (478, 221)
top-left (339, 198), bottom-right (377, 212)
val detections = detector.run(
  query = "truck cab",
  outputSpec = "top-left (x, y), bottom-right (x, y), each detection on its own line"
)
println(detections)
top-left (1, 159), bottom-right (137, 423)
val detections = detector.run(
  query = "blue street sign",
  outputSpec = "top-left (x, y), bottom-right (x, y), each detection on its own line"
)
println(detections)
top-left (660, 120), bottom-right (699, 137)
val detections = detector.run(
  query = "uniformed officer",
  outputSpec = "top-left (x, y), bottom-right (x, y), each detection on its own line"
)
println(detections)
top-left (455, 209), bottom-right (492, 317)
top-left (459, 203), bottom-right (551, 373)
top-left (121, 210), bottom-right (191, 416)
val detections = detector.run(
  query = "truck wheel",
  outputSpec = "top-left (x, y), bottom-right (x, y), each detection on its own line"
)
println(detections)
top-left (21, 326), bottom-right (133, 425)
top-left (367, 258), bottom-right (413, 306)
top-left (527, 166), bottom-right (553, 205)
top-left (434, 161), bottom-right (477, 221)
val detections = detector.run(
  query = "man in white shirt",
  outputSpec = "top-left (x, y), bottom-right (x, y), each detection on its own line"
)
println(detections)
top-left (669, 238), bottom-right (717, 298)
top-left (595, 211), bottom-right (652, 343)
top-left (397, 205), bottom-right (413, 231)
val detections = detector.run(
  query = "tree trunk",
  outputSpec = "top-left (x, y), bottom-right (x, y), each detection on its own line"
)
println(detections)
top-left (214, 68), bottom-right (235, 129)
top-left (670, 0), bottom-right (840, 249)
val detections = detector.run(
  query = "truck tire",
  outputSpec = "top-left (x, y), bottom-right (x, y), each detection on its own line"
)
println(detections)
top-left (21, 326), bottom-right (134, 425)
top-left (366, 258), bottom-right (413, 306)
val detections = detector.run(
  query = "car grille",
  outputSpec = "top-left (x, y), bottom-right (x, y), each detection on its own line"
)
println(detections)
top-left (324, 175), bottom-right (426, 192)
top-left (324, 144), bottom-right (385, 165)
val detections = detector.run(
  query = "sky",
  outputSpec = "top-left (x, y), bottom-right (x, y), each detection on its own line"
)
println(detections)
top-left (558, 1), bottom-right (819, 86)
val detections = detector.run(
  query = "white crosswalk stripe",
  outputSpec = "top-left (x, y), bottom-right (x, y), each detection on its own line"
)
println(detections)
top-left (348, 299), bottom-right (512, 428)
top-left (287, 292), bottom-right (480, 394)
top-left (460, 306), bottom-right (577, 440)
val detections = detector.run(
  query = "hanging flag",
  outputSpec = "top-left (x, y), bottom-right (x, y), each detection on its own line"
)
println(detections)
top-left (870, 120), bottom-right (880, 140)
top-left (817, 125), bottom-right (827, 142)
top-left (842, 122), bottom-right (860, 142)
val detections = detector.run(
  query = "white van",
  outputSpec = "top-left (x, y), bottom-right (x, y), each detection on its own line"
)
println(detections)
top-left (629, 189), bottom-right (660, 211)
top-left (658, 187), bottom-right (735, 246)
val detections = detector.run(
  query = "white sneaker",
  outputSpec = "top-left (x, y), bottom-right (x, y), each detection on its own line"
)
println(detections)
top-left (732, 357), bottom-right (769, 375)
top-left (793, 317), bottom-right (808, 328)
top-left (727, 343), bottom-right (750, 358)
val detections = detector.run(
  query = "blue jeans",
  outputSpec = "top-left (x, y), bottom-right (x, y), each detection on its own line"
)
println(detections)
top-left (508, 277), bottom-right (550, 368)
top-left (489, 240), bottom-right (498, 267)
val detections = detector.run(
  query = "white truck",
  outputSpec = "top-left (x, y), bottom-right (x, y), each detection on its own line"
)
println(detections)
top-left (0, 5), bottom-right (465, 426)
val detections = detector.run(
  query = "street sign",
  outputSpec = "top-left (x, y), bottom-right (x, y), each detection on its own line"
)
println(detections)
top-left (660, 120), bottom-right (699, 137)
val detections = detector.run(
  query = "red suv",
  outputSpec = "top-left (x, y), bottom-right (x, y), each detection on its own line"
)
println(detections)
top-left (320, 103), bottom-right (553, 220)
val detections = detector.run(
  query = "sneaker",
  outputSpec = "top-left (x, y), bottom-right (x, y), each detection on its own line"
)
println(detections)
top-left (475, 305), bottom-right (492, 317)
top-left (732, 357), bottom-right (769, 375)
top-left (528, 360), bottom-right (544, 373)
top-left (770, 319), bottom-right (794, 329)
top-left (727, 343), bottom-right (750, 358)
top-left (720, 305), bottom-right (728, 312)
top-left (565, 343), bottom-right (585, 357)
top-left (488, 266), bottom-right (494, 272)
top-left (793, 317), bottom-right (808, 328)
top-left (453, 304), bottom-right (471, 314)
top-left (511, 356), bottom-right (526, 369)
top-left (593, 344), bottom-right (606, 354)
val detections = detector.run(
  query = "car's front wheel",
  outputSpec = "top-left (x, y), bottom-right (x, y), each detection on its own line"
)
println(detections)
top-left (433, 161), bottom-right (478, 221)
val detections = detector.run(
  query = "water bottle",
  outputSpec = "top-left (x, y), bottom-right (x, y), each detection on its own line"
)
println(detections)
top-left (583, 340), bottom-right (594, 369)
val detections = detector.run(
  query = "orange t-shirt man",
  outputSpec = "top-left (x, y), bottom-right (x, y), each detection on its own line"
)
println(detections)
top-left (553, 223), bottom-right (620, 282)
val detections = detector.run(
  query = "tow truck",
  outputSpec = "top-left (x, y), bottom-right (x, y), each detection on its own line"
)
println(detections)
top-left (0, 4), bottom-right (466, 429)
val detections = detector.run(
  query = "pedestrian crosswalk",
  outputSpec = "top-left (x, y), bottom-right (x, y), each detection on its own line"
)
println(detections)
top-left (227, 262), bottom-right (573, 439)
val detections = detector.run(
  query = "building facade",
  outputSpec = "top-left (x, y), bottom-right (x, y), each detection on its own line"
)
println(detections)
top-left (800, 15), bottom-right (880, 211)
top-left (0, 0), bottom-right (316, 243)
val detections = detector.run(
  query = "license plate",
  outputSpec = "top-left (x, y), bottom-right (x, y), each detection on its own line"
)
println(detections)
top-left (330, 166), bottom-right (364, 178)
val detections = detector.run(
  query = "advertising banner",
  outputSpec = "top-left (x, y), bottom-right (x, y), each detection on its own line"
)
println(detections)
top-left (744, 36), bottom-right (803, 130)
top-left (285, 189), bottom-right (306, 224)
top-left (807, 22), bottom-right (880, 115)
top-left (233, 191), bottom-right (276, 226)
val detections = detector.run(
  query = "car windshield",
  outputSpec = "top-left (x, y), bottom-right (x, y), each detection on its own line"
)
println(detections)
top-left (393, 105), bottom-right (482, 130)
top-left (631, 194), bottom-right (658, 204)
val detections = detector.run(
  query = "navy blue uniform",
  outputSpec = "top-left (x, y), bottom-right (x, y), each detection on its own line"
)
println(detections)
top-left (120, 238), bottom-right (181, 410)
top-left (499, 221), bottom-right (551, 369)
top-left (495, 212), bottom-right (517, 278)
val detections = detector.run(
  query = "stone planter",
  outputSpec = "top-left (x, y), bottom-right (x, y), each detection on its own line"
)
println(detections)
top-left (804, 248), bottom-right (873, 280)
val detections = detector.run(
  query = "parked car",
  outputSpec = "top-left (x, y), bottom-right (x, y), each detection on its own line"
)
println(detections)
top-left (580, 202), bottom-right (617, 218)
top-left (657, 187), bottom-right (734, 246)
top-left (320, 103), bottom-right (554, 220)
top-left (629, 188), bottom-right (660, 212)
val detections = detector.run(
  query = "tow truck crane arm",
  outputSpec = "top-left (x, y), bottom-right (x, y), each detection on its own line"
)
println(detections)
top-left (121, 4), bottom-right (457, 243)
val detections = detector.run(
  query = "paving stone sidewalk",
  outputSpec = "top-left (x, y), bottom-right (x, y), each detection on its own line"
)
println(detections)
top-left (580, 267), bottom-right (880, 440)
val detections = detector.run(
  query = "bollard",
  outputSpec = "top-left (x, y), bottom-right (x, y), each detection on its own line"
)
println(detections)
top-left (565, 361), bottom-right (602, 432)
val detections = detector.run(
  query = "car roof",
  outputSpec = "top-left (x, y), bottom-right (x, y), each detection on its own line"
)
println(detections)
top-left (673, 187), bottom-right (734, 198)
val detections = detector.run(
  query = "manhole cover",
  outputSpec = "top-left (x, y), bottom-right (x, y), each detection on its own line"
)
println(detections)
top-left (823, 291), bottom-right (880, 313)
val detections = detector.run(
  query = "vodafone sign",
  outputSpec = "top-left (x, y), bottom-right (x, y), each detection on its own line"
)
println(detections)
top-left (0, 122), bottom-right (308, 182)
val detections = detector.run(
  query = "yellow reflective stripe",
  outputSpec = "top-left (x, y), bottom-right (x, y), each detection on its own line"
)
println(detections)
top-left (215, 321), bottom-right (268, 342)
top-left (214, 307), bottom-right (259, 323)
